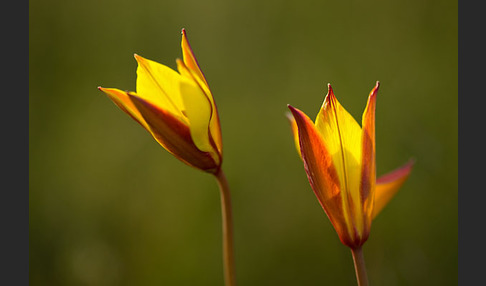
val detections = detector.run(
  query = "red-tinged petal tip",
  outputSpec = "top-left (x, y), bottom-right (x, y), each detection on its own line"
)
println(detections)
top-left (134, 54), bottom-right (148, 63)
top-left (377, 158), bottom-right (415, 184)
top-left (287, 104), bottom-right (299, 114)
top-left (287, 105), bottom-right (306, 130)
top-left (181, 28), bottom-right (186, 35)
top-left (370, 81), bottom-right (380, 98)
top-left (287, 105), bottom-right (313, 129)
top-left (98, 86), bottom-right (124, 93)
top-left (323, 83), bottom-right (337, 108)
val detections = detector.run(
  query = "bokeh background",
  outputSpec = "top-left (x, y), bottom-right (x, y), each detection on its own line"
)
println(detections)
top-left (29, 0), bottom-right (457, 285)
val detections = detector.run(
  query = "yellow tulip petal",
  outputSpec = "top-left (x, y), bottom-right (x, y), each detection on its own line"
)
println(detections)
top-left (180, 29), bottom-right (223, 155)
top-left (98, 87), bottom-right (150, 131)
top-left (176, 60), bottom-right (218, 162)
top-left (315, 84), bottom-right (364, 236)
top-left (134, 54), bottom-right (187, 123)
top-left (99, 31), bottom-right (224, 174)
top-left (288, 105), bottom-right (357, 247)
top-left (372, 159), bottom-right (415, 219)
top-left (127, 92), bottom-right (219, 172)
top-left (359, 82), bottom-right (380, 229)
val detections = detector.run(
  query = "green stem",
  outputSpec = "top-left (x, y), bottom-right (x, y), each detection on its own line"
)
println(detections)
top-left (351, 246), bottom-right (369, 286)
top-left (214, 169), bottom-right (237, 286)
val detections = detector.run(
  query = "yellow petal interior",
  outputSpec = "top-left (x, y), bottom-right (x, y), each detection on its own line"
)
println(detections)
top-left (181, 30), bottom-right (223, 155)
top-left (134, 54), bottom-right (187, 124)
top-left (315, 87), bottom-right (363, 236)
top-left (176, 59), bottom-right (214, 155)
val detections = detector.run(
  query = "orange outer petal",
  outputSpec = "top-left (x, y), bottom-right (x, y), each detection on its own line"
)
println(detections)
top-left (372, 159), bottom-right (415, 219)
top-left (181, 28), bottom-right (208, 87)
top-left (98, 87), bottom-right (150, 132)
top-left (128, 92), bottom-right (220, 173)
top-left (288, 104), bottom-right (357, 248)
top-left (359, 81), bottom-right (380, 235)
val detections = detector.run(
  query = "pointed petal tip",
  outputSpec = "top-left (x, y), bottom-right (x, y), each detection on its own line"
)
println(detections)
top-left (181, 29), bottom-right (189, 42)
top-left (373, 81), bottom-right (380, 92)
top-left (287, 105), bottom-right (308, 123)
top-left (402, 157), bottom-right (416, 170)
top-left (327, 83), bottom-right (335, 93)
top-left (367, 81), bottom-right (380, 101)
top-left (324, 83), bottom-right (336, 106)
top-left (397, 158), bottom-right (416, 176)
top-left (98, 86), bottom-right (121, 94)
top-left (287, 104), bottom-right (298, 114)
top-left (377, 158), bottom-right (415, 184)
top-left (133, 53), bottom-right (144, 62)
top-left (405, 157), bottom-right (416, 168)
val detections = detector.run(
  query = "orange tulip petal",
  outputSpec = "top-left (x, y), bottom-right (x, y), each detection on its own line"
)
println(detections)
top-left (181, 28), bottom-right (208, 87)
top-left (98, 87), bottom-right (150, 131)
top-left (359, 82), bottom-right (380, 231)
top-left (128, 92), bottom-right (219, 172)
top-left (288, 104), bottom-right (357, 247)
top-left (372, 159), bottom-right (415, 219)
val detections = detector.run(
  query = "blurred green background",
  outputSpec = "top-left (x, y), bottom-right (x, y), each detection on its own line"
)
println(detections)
top-left (29, 0), bottom-right (457, 285)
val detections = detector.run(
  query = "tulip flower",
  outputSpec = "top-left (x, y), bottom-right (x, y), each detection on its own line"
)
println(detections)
top-left (287, 82), bottom-right (413, 286)
top-left (98, 29), bottom-right (222, 174)
top-left (98, 29), bottom-right (236, 286)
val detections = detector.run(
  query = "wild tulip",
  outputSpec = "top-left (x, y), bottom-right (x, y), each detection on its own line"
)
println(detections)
top-left (99, 29), bottom-right (236, 286)
top-left (288, 82), bottom-right (413, 286)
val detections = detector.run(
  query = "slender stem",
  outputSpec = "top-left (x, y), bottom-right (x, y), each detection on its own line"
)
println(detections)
top-left (214, 169), bottom-right (237, 286)
top-left (351, 246), bottom-right (369, 286)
